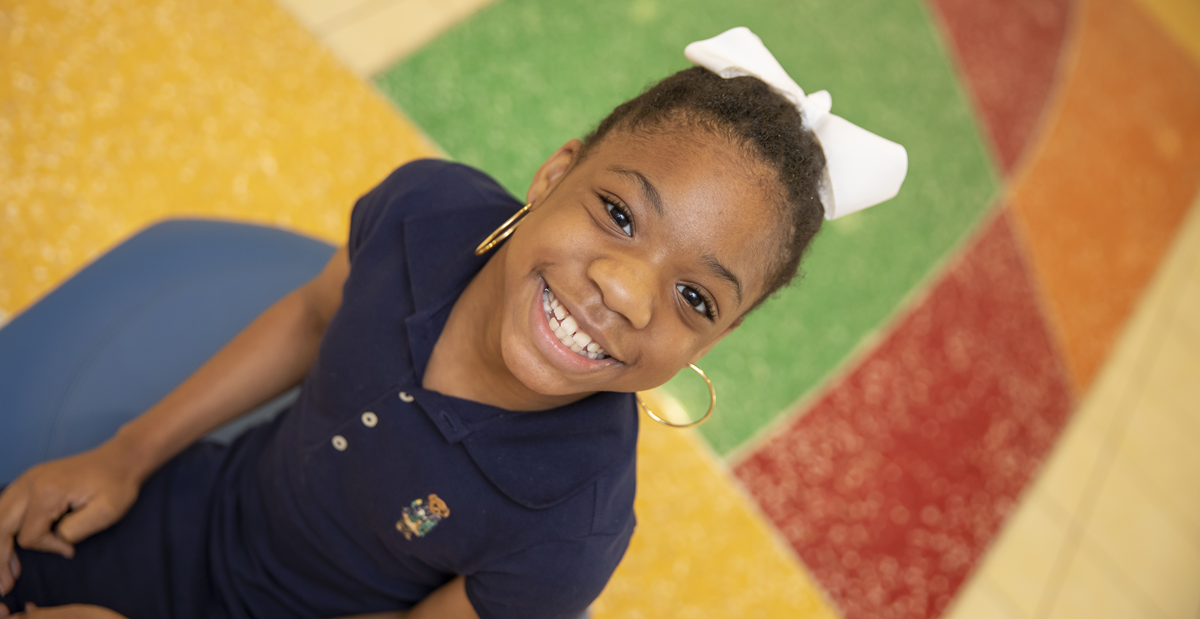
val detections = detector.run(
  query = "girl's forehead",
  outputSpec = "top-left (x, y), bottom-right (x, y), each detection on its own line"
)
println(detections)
top-left (586, 126), bottom-right (777, 199)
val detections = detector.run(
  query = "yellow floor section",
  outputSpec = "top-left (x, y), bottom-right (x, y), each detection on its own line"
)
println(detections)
top-left (593, 391), bottom-right (840, 619)
top-left (0, 0), bottom-right (439, 318)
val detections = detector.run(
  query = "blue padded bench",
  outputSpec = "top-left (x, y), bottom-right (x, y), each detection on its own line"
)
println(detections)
top-left (0, 219), bottom-right (335, 483)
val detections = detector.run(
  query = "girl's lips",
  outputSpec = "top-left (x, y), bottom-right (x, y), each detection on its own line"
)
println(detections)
top-left (543, 287), bottom-right (609, 359)
top-left (528, 279), bottom-right (620, 373)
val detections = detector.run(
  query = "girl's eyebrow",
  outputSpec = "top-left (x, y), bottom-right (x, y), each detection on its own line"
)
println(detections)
top-left (606, 165), bottom-right (664, 216)
top-left (703, 254), bottom-right (743, 306)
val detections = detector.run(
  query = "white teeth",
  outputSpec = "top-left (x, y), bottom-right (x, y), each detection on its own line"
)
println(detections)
top-left (542, 286), bottom-right (608, 360)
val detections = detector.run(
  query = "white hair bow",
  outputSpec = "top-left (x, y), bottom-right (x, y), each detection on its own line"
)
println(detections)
top-left (684, 27), bottom-right (908, 219)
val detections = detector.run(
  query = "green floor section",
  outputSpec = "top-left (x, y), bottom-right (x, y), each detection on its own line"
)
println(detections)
top-left (376, 0), bottom-right (998, 455)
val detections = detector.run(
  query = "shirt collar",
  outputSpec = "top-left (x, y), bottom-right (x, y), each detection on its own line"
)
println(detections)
top-left (400, 202), bottom-right (639, 510)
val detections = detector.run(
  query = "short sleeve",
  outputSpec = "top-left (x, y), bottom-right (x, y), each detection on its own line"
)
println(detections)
top-left (346, 158), bottom-right (519, 264)
top-left (346, 159), bottom-right (448, 263)
top-left (464, 531), bottom-right (632, 619)
top-left (347, 183), bottom-right (387, 263)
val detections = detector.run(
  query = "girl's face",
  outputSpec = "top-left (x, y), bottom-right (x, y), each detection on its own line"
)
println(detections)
top-left (495, 125), bottom-right (783, 397)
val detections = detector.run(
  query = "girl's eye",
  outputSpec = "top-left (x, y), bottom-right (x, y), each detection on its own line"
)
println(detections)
top-left (676, 284), bottom-right (716, 320)
top-left (605, 201), bottom-right (633, 236)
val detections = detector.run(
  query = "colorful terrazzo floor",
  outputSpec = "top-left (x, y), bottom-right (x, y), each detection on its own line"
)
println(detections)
top-left (3, 0), bottom-right (1199, 617)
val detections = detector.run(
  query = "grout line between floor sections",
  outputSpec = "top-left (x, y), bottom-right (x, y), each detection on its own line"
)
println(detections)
top-left (1034, 483), bottom-right (1075, 532)
top-left (1076, 532), bottom-right (1171, 619)
top-left (982, 572), bottom-right (1034, 619)
top-left (1121, 450), bottom-right (1200, 540)
top-left (1033, 343), bottom-right (1147, 619)
top-left (1156, 354), bottom-right (1200, 438)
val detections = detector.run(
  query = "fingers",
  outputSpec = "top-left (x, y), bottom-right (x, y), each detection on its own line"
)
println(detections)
top-left (14, 504), bottom-right (74, 560)
top-left (2, 474), bottom-right (74, 559)
top-left (0, 601), bottom-right (33, 619)
top-left (14, 493), bottom-right (74, 560)
top-left (55, 499), bottom-right (116, 547)
top-left (1, 551), bottom-right (17, 597)
top-left (0, 602), bottom-right (34, 619)
top-left (0, 537), bottom-right (14, 596)
top-left (0, 482), bottom-right (30, 573)
top-left (0, 453), bottom-right (137, 571)
top-left (2, 603), bottom-right (32, 619)
top-left (0, 481), bottom-right (29, 535)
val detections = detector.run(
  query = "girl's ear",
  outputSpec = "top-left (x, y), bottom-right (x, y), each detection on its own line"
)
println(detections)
top-left (527, 139), bottom-right (584, 205)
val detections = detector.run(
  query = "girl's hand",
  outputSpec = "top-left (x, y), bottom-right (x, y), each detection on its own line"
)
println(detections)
top-left (3, 603), bottom-right (128, 619)
top-left (0, 441), bottom-right (141, 595)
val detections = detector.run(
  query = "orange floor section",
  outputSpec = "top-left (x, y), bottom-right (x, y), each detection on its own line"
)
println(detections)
top-left (1009, 0), bottom-right (1200, 391)
top-left (0, 0), bottom-right (439, 318)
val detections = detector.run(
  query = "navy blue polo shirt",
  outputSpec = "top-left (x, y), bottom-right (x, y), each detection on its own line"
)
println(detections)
top-left (209, 160), bottom-right (639, 618)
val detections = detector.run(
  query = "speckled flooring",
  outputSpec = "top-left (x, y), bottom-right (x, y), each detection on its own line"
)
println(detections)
top-left (3, 0), bottom-right (1199, 617)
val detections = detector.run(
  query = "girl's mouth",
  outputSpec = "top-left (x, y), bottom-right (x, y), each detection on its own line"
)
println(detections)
top-left (543, 286), bottom-right (610, 360)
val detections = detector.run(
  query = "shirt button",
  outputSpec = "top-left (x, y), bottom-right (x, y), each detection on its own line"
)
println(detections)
top-left (332, 435), bottom-right (348, 451)
top-left (399, 391), bottom-right (415, 403)
top-left (361, 411), bottom-right (378, 428)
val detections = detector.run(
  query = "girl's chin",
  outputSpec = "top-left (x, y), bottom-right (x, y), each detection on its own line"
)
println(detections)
top-left (499, 340), bottom-right (608, 398)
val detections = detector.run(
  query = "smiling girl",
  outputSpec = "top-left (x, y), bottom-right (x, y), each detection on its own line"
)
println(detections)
top-left (0, 28), bottom-right (905, 619)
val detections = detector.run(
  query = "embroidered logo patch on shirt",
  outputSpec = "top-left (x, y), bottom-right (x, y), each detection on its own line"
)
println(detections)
top-left (396, 494), bottom-right (450, 540)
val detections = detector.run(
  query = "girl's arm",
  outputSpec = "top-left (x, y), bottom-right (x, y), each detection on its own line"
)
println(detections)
top-left (0, 247), bottom-right (350, 595)
top-left (110, 244), bottom-right (350, 487)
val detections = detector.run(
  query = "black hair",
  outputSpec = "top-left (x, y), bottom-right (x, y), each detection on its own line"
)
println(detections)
top-left (581, 66), bottom-right (827, 312)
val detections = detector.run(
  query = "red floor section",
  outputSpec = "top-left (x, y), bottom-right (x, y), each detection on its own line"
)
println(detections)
top-left (735, 212), bottom-right (1073, 619)
top-left (926, 0), bottom-right (1073, 172)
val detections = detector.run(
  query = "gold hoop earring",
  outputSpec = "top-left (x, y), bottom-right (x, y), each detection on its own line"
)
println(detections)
top-left (475, 203), bottom-right (533, 256)
top-left (637, 364), bottom-right (716, 429)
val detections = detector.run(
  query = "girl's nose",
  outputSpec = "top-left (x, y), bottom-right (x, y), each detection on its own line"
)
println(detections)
top-left (588, 257), bottom-right (655, 330)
